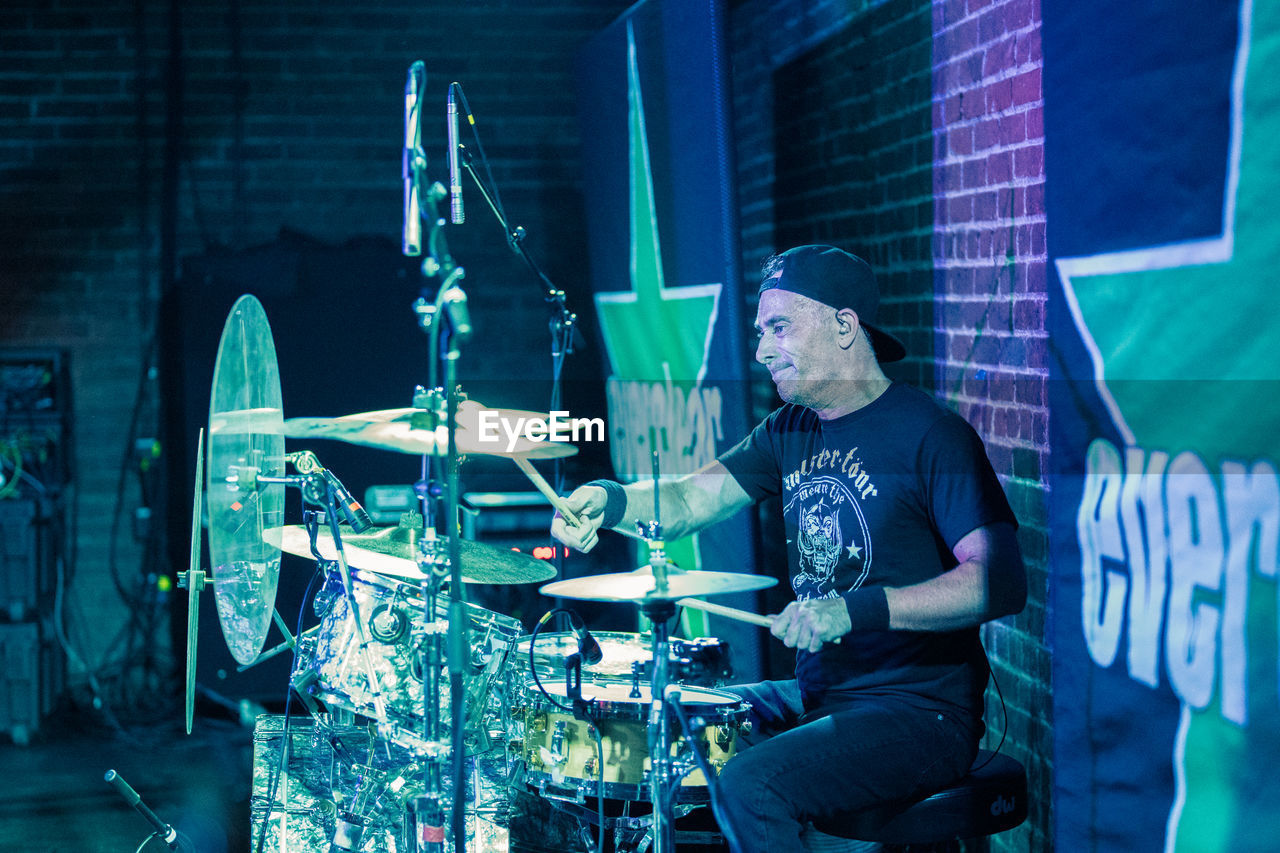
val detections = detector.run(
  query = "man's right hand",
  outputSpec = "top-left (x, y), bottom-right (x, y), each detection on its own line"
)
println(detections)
top-left (550, 484), bottom-right (610, 552)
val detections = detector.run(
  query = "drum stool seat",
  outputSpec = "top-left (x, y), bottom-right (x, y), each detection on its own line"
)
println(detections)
top-left (810, 750), bottom-right (1027, 849)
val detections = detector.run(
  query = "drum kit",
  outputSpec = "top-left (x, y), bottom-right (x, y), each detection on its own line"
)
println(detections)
top-left (173, 62), bottom-right (780, 852)
top-left (179, 293), bottom-right (777, 853)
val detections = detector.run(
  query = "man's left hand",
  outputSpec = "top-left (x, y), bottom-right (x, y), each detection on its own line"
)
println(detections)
top-left (770, 598), bottom-right (852, 652)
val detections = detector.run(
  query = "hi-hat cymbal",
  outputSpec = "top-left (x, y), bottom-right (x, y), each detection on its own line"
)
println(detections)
top-left (265, 524), bottom-right (557, 585)
top-left (539, 565), bottom-right (776, 603)
top-left (282, 399), bottom-right (578, 459)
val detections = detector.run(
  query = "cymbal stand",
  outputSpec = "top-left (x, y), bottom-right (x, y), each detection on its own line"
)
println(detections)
top-left (640, 448), bottom-right (677, 853)
top-left (641, 584), bottom-right (679, 853)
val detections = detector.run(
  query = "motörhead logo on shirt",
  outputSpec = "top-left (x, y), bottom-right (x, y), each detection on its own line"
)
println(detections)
top-left (783, 475), bottom-right (873, 601)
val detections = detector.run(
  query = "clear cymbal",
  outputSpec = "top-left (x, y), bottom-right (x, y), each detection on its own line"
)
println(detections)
top-left (206, 295), bottom-right (286, 667)
top-left (282, 399), bottom-right (578, 459)
top-left (539, 565), bottom-right (776, 603)
top-left (266, 523), bottom-right (558, 585)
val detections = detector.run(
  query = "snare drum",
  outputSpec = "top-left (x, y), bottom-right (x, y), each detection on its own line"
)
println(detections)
top-left (513, 678), bottom-right (747, 802)
top-left (296, 568), bottom-right (523, 748)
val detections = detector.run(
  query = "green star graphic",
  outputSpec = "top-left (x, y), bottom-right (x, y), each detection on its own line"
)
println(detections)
top-left (593, 22), bottom-right (724, 626)
top-left (594, 22), bottom-right (722, 385)
top-left (1058, 2), bottom-right (1280, 849)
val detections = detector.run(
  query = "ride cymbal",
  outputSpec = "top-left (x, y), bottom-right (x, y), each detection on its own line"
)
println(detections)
top-left (282, 399), bottom-right (578, 459)
top-left (266, 523), bottom-right (557, 585)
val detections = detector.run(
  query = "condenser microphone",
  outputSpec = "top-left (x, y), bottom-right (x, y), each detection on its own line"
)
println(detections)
top-left (447, 83), bottom-right (464, 224)
top-left (403, 61), bottom-right (424, 255)
top-left (321, 468), bottom-right (374, 533)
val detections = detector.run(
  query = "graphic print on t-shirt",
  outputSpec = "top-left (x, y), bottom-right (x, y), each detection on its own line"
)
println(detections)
top-left (784, 475), bottom-right (871, 600)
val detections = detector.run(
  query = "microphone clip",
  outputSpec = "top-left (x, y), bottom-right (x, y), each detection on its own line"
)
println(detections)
top-left (564, 652), bottom-right (593, 722)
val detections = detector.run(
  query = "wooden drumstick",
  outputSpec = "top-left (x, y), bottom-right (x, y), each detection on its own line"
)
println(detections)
top-left (513, 456), bottom-right (584, 527)
top-left (677, 597), bottom-right (774, 628)
top-left (678, 596), bottom-right (842, 644)
top-left (513, 456), bottom-right (645, 540)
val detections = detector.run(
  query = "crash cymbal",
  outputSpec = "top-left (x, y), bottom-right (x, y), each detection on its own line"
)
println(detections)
top-left (206, 295), bottom-right (286, 667)
top-left (282, 399), bottom-right (578, 459)
top-left (266, 524), bottom-right (557, 585)
top-left (539, 565), bottom-right (776, 603)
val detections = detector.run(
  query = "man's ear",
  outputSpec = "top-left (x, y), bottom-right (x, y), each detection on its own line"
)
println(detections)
top-left (836, 308), bottom-right (859, 349)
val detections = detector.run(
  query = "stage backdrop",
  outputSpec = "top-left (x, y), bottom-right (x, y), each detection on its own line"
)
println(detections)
top-left (1047, 0), bottom-right (1280, 849)
top-left (575, 0), bottom-right (760, 675)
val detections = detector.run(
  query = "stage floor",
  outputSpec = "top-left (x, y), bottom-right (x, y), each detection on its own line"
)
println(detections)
top-left (1, 704), bottom-right (254, 853)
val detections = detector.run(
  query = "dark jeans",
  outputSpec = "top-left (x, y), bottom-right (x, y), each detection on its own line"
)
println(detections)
top-left (715, 680), bottom-right (979, 853)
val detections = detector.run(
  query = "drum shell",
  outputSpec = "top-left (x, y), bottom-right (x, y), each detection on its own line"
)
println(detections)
top-left (513, 679), bottom-right (745, 802)
top-left (296, 568), bottom-right (523, 747)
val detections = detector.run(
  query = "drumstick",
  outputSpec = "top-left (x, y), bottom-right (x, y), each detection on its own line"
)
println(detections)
top-left (513, 456), bottom-right (645, 540)
top-left (677, 597), bottom-right (774, 628)
top-left (513, 456), bottom-right (590, 530)
top-left (677, 597), bottom-right (842, 645)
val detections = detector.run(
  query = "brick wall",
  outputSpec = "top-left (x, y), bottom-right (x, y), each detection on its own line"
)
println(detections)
top-left (932, 0), bottom-right (1049, 849)
top-left (730, 0), bottom-right (1050, 849)
top-left (0, 1), bottom-right (630, 695)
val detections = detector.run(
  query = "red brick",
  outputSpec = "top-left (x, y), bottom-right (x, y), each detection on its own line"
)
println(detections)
top-left (987, 77), bottom-right (1014, 113)
top-left (963, 157), bottom-right (987, 188)
top-left (1012, 67), bottom-right (1042, 106)
top-left (974, 116), bottom-right (1000, 150)
top-left (978, 6), bottom-right (1006, 43)
top-left (1014, 142), bottom-right (1044, 178)
top-left (1026, 104), bottom-right (1044, 138)
top-left (1000, 112), bottom-right (1026, 145)
top-left (988, 149), bottom-right (1014, 185)
top-left (983, 34), bottom-right (1017, 77)
top-left (949, 194), bottom-right (974, 223)
top-left (975, 190), bottom-right (998, 220)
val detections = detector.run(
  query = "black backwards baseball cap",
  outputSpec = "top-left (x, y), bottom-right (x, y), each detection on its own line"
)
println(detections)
top-left (759, 244), bottom-right (907, 362)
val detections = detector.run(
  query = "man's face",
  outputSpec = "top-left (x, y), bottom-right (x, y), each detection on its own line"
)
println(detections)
top-left (754, 289), bottom-right (843, 408)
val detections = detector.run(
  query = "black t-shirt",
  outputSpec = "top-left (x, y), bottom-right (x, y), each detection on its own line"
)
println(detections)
top-left (719, 382), bottom-right (1016, 719)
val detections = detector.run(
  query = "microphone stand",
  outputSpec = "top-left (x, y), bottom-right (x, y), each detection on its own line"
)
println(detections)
top-left (408, 175), bottom-right (471, 853)
top-left (450, 93), bottom-right (579, 575)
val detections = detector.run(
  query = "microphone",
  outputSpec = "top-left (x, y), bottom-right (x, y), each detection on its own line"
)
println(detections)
top-left (403, 61), bottom-right (424, 256)
top-left (440, 284), bottom-right (472, 341)
top-left (447, 82), bottom-right (464, 224)
top-left (567, 610), bottom-right (603, 666)
top-left (104, 770), bottom-right (192, 852)
top-left (320, 468), bottom-right (374, 533)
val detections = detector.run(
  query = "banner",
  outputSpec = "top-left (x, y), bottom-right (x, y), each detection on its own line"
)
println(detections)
top-left (1047, 1), bottom-right (1280, 849)
top-left (575, 0), bottom-right (758, 668)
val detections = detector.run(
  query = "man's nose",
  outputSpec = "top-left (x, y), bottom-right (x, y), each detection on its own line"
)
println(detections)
top-left (755, 334), bottom-right (773, 363)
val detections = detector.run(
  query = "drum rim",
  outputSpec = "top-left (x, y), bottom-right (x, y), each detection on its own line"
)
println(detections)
top-left (526, 677), bottom-right (746, 713)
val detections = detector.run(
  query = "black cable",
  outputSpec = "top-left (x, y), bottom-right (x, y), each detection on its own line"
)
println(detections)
top-left (526, 608), bottom-right (576, 714)
top-left (970, 652), bottom-right (1010, 773)
top-left (665, 692), bottom-right (743, 853)
top-left (251, 560), bottom-right (324, 853)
